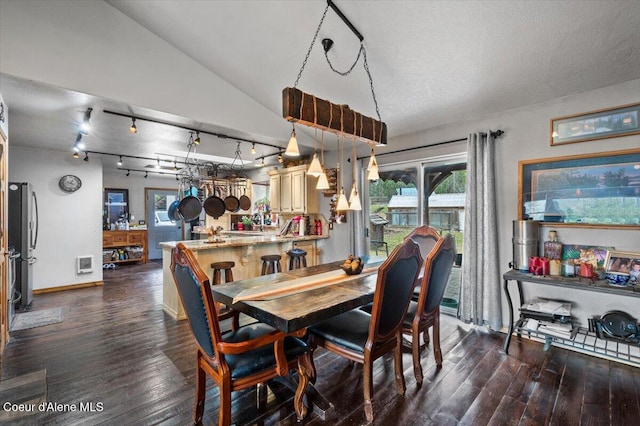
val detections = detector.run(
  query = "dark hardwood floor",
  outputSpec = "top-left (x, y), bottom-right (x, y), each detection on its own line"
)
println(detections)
top-left (1, 261), bottom-right (639, 425)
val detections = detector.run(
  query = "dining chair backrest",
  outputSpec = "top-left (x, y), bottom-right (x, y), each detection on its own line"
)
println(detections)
top-left (421, 233), bottom-right (457, 315)
top-left (405, 225), bottom-right (441, 262)
top-left (369, 239), bottom-right (423, 341)
top-left (171, 243), bottom-right (222, 359)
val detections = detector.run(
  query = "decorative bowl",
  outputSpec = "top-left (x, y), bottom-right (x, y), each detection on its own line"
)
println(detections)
top-left (604, 272), bottom-right (630, 286)
top-left (341, 256), bottom-right (364, 275)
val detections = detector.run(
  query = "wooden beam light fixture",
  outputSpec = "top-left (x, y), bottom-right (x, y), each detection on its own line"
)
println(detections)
top-left (283, 0), bottom-right (387, 147)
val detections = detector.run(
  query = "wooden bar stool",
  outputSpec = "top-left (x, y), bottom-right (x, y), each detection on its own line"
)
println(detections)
top-left (287, 248), bottom-right (308, 270)
top-left (210, 261), bottom-right (235, 285)
top-left (260, 255), bottom-right (282, 275)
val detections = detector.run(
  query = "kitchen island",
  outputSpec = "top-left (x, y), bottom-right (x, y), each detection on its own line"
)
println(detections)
top-left (160, 233), bottom-right (329, 320)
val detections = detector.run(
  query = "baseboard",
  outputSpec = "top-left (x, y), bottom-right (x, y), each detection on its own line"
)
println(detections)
top-left (33, 281), bottom-right (104, 294)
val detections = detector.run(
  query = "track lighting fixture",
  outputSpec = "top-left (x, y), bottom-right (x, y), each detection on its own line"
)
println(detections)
top-left (278, 151), bottom-right (284, 164)
top-left (285, 123), bottom-right (300, 156)
top-left (126, 170), bottom-right (130, 177)
top-left (156, 158), bottom-right (161, 169)
top-left (83, 151), bottom-right (89, 162)
top-left (251, 143), bottom-right (256, 155)
top-left (79, 108), bottom-right (92, 135)
top-left (173, 161), bottom-right (178, 171)
top-left (194, 131), bottom-right (201, 144)
top-left (72, 151), bottom-right (79, 159)
top-left (117, 156), bottom-right (123, 166)
top-left (144, 171), bottom-right (148, 178)
top-left (75, 133), bottom-right (86, 150)
top-left (260, 158), bottom-right (265, 167)
top-left (129, 118), bottom-right (137, 134)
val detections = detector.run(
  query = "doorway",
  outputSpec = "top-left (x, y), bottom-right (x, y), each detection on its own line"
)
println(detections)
top-left (146, 189), bottom-right (182, 260)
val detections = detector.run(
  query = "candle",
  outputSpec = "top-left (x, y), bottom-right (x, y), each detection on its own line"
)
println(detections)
top-left (550, 259), bottom-right (561, 276)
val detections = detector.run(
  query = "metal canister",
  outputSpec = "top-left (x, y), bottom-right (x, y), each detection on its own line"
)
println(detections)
top-left (512, 220), bottom-right (540, 272)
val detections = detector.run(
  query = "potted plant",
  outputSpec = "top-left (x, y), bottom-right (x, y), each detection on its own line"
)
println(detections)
top-left (241, 216), bottom-right (253, 231)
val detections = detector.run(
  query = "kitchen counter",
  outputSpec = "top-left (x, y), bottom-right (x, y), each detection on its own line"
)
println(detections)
top-left (161, 233), bottom-right (328, 320)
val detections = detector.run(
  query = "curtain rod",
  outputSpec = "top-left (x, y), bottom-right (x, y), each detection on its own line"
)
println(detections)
top-left (356, 130), bottom-right (503, 160)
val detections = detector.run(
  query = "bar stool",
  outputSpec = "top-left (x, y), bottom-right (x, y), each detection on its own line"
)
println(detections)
top-left (287, 248), bottom-right (307, 270)
top-left (210, 261), bottom-right (239, 331)
top-left (210, 261), bottom-right (235, 285)
top-left (260, 254), bottom-right (282, 275)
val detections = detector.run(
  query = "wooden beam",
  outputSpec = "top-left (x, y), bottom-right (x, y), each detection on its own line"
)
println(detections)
top-left (282, 87), bottom-right (387, 145)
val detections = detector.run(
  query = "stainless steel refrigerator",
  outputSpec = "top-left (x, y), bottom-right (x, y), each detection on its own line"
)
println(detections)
top-left (8, 182), bottom-right (38, 309)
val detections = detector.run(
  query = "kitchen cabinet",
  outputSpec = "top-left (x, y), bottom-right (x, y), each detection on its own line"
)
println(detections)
top-left (103, 230), bottom-right (147, 264)
top-left (268, 165), bottom-right (319, 214)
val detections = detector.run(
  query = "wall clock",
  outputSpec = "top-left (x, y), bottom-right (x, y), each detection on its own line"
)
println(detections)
top-left (59, 174), bottom-right (82, 193)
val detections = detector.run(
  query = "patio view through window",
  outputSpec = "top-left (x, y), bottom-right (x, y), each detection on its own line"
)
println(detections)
top-left (368, 159), bottom-right (467, 313)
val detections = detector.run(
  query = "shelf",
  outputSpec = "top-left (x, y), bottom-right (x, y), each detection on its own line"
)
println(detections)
top-left (513, 319), bottom-right (640, 367)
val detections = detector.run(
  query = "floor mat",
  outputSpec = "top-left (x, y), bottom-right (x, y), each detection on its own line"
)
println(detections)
top-left (11, 308), bottom-right (63, 331)
top-left (0, 369), bottom-right (47, 424)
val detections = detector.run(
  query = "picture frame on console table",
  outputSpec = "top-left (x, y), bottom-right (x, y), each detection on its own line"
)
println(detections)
top-left (550, 103), bottom-right (640, 146)
top-left (518, 148), bottom-right (640, 229)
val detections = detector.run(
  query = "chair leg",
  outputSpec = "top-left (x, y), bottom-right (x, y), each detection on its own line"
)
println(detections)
top-left (363, 358), bottom-right (374, 422)
top-left (306, 334), bottom-right (317, 384)
top-left (412, 323), bottom-right (423, 385)
top-left (433, 312), bottom-right (443, 366)
top-left (395, 333), bottom-right (406, 395)
top-left (194, 354), bottom-right (206, 424)
top-left (218, 377), bottom-right (232, 426)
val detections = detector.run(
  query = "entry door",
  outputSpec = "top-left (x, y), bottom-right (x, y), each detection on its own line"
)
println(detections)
top-left (146, 189), bottom-right (182, 260)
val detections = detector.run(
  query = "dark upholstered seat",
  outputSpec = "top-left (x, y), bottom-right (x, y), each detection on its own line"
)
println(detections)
top-left (402, 233), bottom-right (456, 385)
top-left (171, 243), bottom-right (312, 425)
top-left (308, 239), bottom-right (423, 422)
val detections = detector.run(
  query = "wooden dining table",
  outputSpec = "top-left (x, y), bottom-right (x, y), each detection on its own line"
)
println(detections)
top-left (209, 256), bottom-right (385, 420)
top-left (210, 256), bottom-right (385, 334)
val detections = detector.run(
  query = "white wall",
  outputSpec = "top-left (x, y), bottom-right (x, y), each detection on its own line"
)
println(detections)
top-left (381, 79), bottom-right (640, 328)
top-left (9, 147), bottom-right (103, 290)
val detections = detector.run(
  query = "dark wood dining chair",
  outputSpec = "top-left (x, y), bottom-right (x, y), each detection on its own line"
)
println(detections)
top-left (171, 243), bottom-right (312, 426)
top-left (405, 225), bottom-right (441, 298)
top-left (307, 239), bottom-right (423, 422)
top-left (402, 233), bottom-right (456, 385)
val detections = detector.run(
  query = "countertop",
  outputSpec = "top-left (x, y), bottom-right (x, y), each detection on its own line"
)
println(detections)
top-left (160, 233), bottom-right (328, 251)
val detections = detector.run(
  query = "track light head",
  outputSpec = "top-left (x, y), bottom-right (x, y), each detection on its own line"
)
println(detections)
top-left (251, 143), bottom-right (256, 155)
top-left (129, 118), bottom-right (137, 134)
top-left (79, 107), bottom-right (92, 135)
top-left (117, 156), bottom-right (123, 167)
top-left (278, 152), bottom-right (284, 164)
top-left (194, 131), bottom-right (200, 145)
top-left (83, 151), bottom-right (89, 162)
top-left (144, 171), bottom-right (148, 178)
top-left (126, 170), bottom-right (130, 177)
top-left (72, 151), bottom-right (79, 159)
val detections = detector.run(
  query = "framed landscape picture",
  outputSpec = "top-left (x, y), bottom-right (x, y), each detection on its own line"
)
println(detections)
top-left (550, 103), bottom-right (640, 146)
top-left (518, 148), bottom-right (640, 228)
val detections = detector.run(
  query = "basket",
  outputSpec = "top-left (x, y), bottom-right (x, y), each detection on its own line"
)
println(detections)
top-left (341, 259), bottom-right (364, 275)
top-left (103, 251), bottom-right (115, 263)
top-left (128, 247), bottom-right (144, 260)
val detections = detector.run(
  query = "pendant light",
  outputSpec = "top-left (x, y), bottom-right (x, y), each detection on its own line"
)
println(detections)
top-left (336, 136), bottom-right (350, 211)
top-left (285, 123), bottom-right (300, 156)
top-left (307, 129), bottom-right (323, 176)
top-left (316, 131), bottom-right (330, 189)
top-left (348, 138), bottom-right (362, 210)
top-left (367, 147), bottom-right (379, 180)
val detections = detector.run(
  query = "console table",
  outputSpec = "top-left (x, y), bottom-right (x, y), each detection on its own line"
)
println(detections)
top-left (503, 269), bottom-right (640, 367)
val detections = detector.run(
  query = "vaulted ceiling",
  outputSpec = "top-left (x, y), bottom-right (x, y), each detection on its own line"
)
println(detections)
top-left (2, 1), bottom-right (639, 173)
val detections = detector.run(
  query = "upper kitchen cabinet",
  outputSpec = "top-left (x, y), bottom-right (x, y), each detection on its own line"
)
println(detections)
top-left (268, 165), bottom-right (319, 214)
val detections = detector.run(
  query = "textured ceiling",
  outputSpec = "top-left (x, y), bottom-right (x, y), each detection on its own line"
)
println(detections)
top-left (2, 1), bottom-right (639, 172)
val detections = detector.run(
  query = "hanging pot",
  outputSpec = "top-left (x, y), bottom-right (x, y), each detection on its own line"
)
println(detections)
top-left (224, 184), bottom-right (240, 213)
top-left (178, 186), bottom-right (202, 221)
top-left (204, 186), bottom-right (226, 219)
top-left (168, 199), bottom-right (182, 222)
top-left (239, 185), bottom-right (251, 211)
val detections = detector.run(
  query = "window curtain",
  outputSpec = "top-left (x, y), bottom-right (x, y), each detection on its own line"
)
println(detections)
top-left (458, 132), bottom-right (501, 330)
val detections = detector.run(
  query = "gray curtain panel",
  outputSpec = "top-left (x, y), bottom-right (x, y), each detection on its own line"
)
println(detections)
top-left (458, 132), bottom-right (501, 330)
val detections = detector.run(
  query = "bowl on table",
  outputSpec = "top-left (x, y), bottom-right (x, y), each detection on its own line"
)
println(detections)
top-left (341, 256), bottom-right (364, 275)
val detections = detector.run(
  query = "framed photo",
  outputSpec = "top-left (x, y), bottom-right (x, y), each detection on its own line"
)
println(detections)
top-left (518, 148), bottom-right (640, 228)
top-left (604, 250), bottom-right (640, 282)
top-left (550, 103), bottom-right (640, 146)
